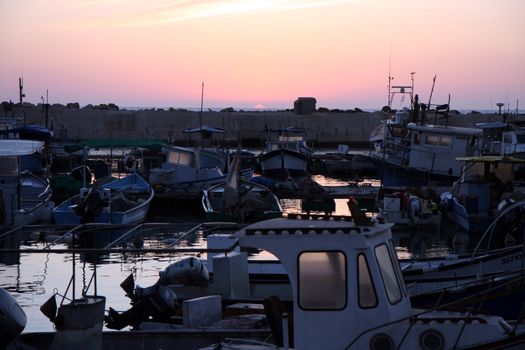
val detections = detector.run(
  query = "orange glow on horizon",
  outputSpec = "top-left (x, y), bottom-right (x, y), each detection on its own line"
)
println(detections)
top-left (1, 0), bottom-right (524, 110)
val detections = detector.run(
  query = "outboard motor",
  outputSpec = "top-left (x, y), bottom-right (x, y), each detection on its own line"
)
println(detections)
top-left (0, 288), bottom-right (27, 346)
top-left (73, 188), bottom-right (104, 223)
top-left (105, 257), bottom-right (209, 330)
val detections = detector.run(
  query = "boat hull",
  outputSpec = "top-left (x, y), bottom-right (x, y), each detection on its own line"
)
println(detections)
top-left (53, 174), bottom-right (153, 225)
top-left (259, 149), bottom-right (308, 179)
top-left (367, 155), bottom-right (457, 187)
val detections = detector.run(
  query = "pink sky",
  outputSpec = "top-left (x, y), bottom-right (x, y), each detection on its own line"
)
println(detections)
top-left (1, 0), bottom-right (524, 110)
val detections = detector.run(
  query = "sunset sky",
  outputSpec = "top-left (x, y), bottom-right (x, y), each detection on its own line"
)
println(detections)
top-left (1, 0), bottom-right (524, 110)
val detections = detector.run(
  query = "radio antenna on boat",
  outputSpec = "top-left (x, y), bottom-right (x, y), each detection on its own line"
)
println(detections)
top-left (427, 75), bottom-right (437, 108)
top-left (387, 45), bottom-right (393, 108)
top-left (18, 77), bottom-right (25, 104)
top-left (199, 81), bottom-right (204, 130)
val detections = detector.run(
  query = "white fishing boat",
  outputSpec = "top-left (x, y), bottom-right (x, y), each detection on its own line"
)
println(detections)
top-left (368, 75), bottom-right (483, 187)
top-left (369, 108), bottom-right (483, 187)
top-left (0, 139), bottom-right (53, 227)
top-left (200, 215), bottom-right (525, 349)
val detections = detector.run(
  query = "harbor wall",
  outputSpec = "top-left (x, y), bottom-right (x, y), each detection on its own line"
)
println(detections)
top-left (4, 105), bottom-right (524, 147)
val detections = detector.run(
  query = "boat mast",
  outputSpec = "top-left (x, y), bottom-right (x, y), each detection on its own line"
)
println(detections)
top-left (19, 77), bottom-right (25, 104)
top-left (387, 50), bottom-right (393, 108)
top-left (199, 81), bottom-right (204, 131)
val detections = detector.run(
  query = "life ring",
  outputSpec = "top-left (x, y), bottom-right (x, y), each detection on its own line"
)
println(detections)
top-left (123, 154), bottom-right (138, 173)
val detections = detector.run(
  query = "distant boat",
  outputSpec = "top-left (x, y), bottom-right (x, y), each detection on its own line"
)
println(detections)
top-left (53, 173), bottom-right (153, 225)
top-left (149, 126), bottom-right (228, 199)
top-left (202, 181), bottom-right (282, 223)
top-left (259, 127), bottom-right (311, 179)
top-left (0, 139), bottom-right (53, 227)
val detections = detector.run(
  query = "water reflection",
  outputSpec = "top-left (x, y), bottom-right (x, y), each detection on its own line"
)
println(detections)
top-left (0, 175), bottom-right (472, 332)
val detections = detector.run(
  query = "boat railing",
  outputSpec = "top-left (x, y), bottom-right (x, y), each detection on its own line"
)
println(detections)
top-left (472, 200), bottom-right (525, 257)
top-left (0, 221), bottom-right (242, 255)
top-left (344, 270), bottom-right (525, 349)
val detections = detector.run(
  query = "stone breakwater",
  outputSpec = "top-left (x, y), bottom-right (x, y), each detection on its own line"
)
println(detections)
top-left (5, 105), bottom-right (522, 147)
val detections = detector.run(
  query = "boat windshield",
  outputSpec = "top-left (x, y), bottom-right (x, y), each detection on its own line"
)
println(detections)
top-left (298, 251), bottom-right (347, 310)
top-left (168, 150), bottom-right (194, 166)
top-left (374, 244), bottom-right (402, 304)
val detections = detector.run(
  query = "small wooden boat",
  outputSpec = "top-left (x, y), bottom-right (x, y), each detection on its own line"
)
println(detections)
top-left (53, 173), bottom-right (153, 224)
top-left (202, 181), bottom-right (282, 223)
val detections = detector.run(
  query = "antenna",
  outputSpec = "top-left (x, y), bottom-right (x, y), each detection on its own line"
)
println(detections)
top-left (410, 72), bottom-right (416, 106)
top-left (18, 77), bottom-right (25, 104)
top-left (199, 81), bottom-right (204, 130)
top-left (427, 75), bottom-right (436, 108)
top-left (387, 45), bottom-right (393, 108)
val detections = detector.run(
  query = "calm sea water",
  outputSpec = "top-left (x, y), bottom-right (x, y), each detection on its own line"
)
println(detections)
top-left (0, 175), bottom-right (470, 333)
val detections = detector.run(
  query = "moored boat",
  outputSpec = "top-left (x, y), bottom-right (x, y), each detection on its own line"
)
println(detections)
top-left (259, 127), bottom-right (311, 179)
top-left (53, 173), bottom-right (153, 224)
top-left (201, 215), bottom-right (525, 349)
top-left (0, 139), bottom-right (53, 227)
top-left (202, 181), bottom-right (282, 223)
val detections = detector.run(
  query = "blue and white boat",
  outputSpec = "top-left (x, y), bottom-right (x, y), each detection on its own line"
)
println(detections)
top-left (0, 139), bottom-right (53, 227)
top-left (53, 173), bottom-right (153, 224)
top-left (440, 155), bottom-right (525, 232)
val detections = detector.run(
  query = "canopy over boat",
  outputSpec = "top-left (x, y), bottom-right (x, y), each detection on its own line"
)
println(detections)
top-left (183, 126), bottom-right (225, 134)
top-left (456, 155), bottom-right (525, 163)
top-left (0, 139), bottom-right (45, 156)
top-left (62, 139), bottom-right (165, 153)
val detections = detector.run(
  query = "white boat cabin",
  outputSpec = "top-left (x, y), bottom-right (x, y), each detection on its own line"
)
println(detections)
top-left (501, 130), bottom-right (525, 156)
top-left (149, 146), bottom-right (226, 189)
top-left (265, 128), bottom-right (311, 156)
top-left (406, 123), bottom-right (482, 177)
top-left (235, 215), bottom-right (520, 349)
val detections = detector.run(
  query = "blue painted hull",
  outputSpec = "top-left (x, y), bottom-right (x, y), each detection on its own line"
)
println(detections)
top-left (368, 156), bottom-right (457, 187)
top-left (53, 173), bottom-right (153, 225)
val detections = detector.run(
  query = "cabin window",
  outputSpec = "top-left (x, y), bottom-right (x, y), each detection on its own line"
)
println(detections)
top-left (375, 244), bottom-right (402, 304)
top-left (357, 254), bottom-right (378, 308)
top-left (413, 132), bottom-right (420, 145)
top-left (0, 157), bottom-right (18, 175)
top-left (298, 251), bottom-right (347, 310)
top-left (425, 135), bottom-right (439, 145)
top-left (425, 135), bottom-right (451, 147)
top-left (389, 239), bottom-right (407, 296)
top-left (168, 150), bottom-right (194, 166)
top-left (439, 136), bottom-right (452, 147)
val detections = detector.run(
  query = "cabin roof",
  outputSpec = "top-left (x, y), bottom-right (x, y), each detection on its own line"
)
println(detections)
top-left (0, 139), bottom-right (45, 156)
top-left (456, 155), bottom-right (525, 164)
top-left (407, 123), bottom-right (482, 136)
top-left (63, 139), bottom-right (165, 153)
top-left (235, 215), bottom-right (390, 238)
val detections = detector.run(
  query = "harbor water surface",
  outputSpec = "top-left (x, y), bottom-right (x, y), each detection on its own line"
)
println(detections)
top-left (0, 175), bottom-right (469, 333)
